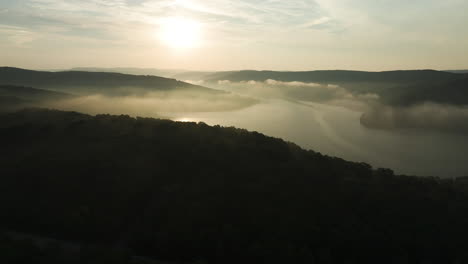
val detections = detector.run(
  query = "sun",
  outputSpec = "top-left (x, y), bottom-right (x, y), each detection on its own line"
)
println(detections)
top-left (176, 117), bottom-right (193, 122)
top-left (159, 17), bottom-right (202, 50)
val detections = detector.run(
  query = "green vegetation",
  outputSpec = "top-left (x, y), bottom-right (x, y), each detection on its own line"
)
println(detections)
top-left (1, 108), bottom-right (468, 263)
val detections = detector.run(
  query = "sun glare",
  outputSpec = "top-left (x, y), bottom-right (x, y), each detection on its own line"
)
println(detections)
top-left (176, 118), bottom-right (194, 122)
top-left (159, 17), bottom-right (202, 50)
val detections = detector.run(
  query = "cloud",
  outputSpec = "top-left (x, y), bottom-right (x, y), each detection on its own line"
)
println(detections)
top-left (184, 80), bottom-right (205, 85)
top-left (264, 79), bottom-right (321, 87)
top-left (0, 25), bottom-right (38, 46)
top-left (213, 79), bottom-right (379, 111)
top-left (170, 0), bottom-right (328, 27)
top-left (300, 16), bottom-right (339, 30)
top-left (2, 0), bottom-right (467, 70)
top-left (0, 0), bottom-right (338, 44)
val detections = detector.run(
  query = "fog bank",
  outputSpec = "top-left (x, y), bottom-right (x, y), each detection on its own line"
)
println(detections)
top-left (41, 90), bottom-right (257, 117)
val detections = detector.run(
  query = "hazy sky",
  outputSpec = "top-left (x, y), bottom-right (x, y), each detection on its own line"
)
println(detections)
top-left (1, 0), bottom-right (468, 71)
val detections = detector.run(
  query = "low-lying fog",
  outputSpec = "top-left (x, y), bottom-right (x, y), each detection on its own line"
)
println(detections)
top-left (44, 89), bottom-right (257, 115)
top-left (173, 79), bottom-right (468, 178)
top-left (163, 99), bottom-right (468, 178)
top-left (34, 79), bottom-right (468, 178)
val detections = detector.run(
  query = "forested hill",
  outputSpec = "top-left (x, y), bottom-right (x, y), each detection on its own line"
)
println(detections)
top-left (0, 85), bottom-right (73, 112)
top-left (1, 108), bottom-right (468, 263)
top-left (0, 67), bottom-right (220, 95)
top-left (384, 75), bottom-right (468, 106)
top-left (0, 85), bottom-right (73, 101)
top-left (203, 69), bottom-right (460, 84)
top-left (202, 70), bottom-right (468, 106)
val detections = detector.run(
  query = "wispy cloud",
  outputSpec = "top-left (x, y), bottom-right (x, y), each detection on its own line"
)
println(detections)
top-left (2, 0), bottom-right (337, 35)
top-left (0, 24), bottom-right (38, 46)
top-left (0, 0), bottom-right (340, 56)
top-left (1, 0), bottom-right (467, 70)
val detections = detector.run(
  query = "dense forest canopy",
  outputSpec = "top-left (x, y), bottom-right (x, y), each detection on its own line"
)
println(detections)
top-left (1, 108), bottom-right (468, 263)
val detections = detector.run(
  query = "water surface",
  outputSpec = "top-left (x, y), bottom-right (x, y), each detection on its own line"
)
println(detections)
top-left (162, 99), bottom-right (468, 177)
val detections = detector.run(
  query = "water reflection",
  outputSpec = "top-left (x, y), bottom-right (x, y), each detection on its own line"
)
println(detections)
top-left (162, 99), bottom-right (468, 178)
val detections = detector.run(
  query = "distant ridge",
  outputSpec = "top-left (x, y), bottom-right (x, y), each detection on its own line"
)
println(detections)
top-left (69, 67), bottom-right (186, 78)
top-left (197, 69), bottom-right (468, 106)
top-left (0, 84), bottom-right (74, 112)
top-left (0, 67), bottom-right (220, 95)
top-left (386, 75), bottom-right (468, 106)
top-left (444, 70), bottom-right (468, 74)
top-left (202, 69), bottom-right (459, 84)
top-left (0, 84), bottom-right (73, 101)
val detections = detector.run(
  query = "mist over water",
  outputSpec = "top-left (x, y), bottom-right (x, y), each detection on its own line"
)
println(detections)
top-left (43, 90), bottom-right (257, 116)
top-left (160, 82), bottom-right (468, 178)
top-left (23, 77), bottom-right (468, 178)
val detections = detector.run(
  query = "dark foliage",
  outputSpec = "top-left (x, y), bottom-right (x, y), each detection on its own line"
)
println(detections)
top-left (1, 109), bottom-right (468, 263)
top-left (383, 76), bottom-right (468, 106)
top-left (0, 230), bottom-right (158, 264)
top-left (0, 85), bottom-right (73, 112)
top-left (0, 85), bottom-right (73, 101)
top-left (0, 96), bottom-right (30, 112)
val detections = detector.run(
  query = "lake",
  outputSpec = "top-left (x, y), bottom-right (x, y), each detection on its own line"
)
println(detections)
top-left (162, 99), bottom-right (468, 178)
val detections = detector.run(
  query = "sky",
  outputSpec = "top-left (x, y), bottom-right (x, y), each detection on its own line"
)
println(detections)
top-left (1, 0), bottom-right (468, 71)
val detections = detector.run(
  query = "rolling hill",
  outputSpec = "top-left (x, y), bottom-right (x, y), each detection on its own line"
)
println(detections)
top-left (200, 70), bottom-right (468, 106)
top-left (0, 85), bottom-right (73, 101)
top-left (1, 108), bottom-right (468, 264)
top-left (0, 85), bottom-right (74, 112)
top-left (202, 69), bottom-right (459, 84)
top-left (69, 67), bottom-right (186, 78)
top-left (383, 75), bottom-right (468, 106)
top-left (0, 67), bottom-right (221, 96)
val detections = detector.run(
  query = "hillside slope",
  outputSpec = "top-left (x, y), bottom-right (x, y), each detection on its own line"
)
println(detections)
top-left (383, 75), bottom-right (468, 106)
top-left (204, 70), bottom-right (468, 106)
top-left (0, 85), bottom-right (74, 112)
top-left (1, 109), bottom-right (468, 263)
top-left (0, 85), bottom-right (73, 101)
top-left (204, 70), bottom-right (459, 84)
top-left (0, 67), bottom-right (220, 96)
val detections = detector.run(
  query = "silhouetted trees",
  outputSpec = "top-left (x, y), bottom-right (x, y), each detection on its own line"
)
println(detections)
top-left (0, 108), bottom-right (467, 263)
